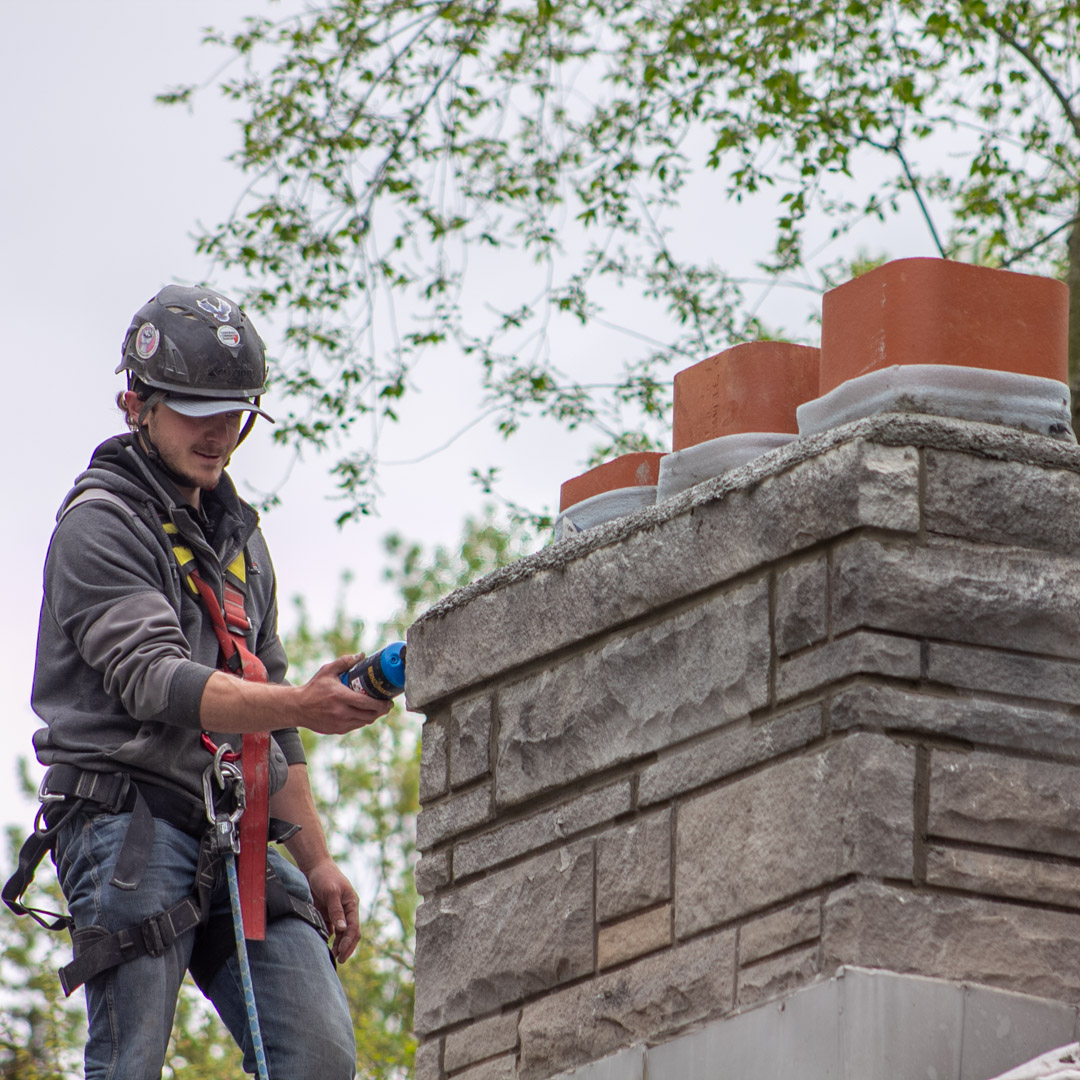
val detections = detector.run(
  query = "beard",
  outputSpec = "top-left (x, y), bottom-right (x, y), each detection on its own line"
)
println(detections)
top-left (154, 442), bottom-right (229, 492)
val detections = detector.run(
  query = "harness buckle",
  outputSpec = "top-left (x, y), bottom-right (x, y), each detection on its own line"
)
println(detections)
top-left (37, 775), bottom-right (65, 805)
top-left (141, 913), bottom-right (173, 958)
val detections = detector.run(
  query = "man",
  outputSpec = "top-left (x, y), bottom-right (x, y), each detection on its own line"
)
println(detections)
top-left (26, 285), bottom-right (388, 1078)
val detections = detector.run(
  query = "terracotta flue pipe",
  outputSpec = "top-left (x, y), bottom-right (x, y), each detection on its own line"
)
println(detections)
top-left (819, 257), bottom-right (1069, 394)
top-left (672, 341), bottom-right (821, 451)
top-left (559, 452), bottom-right (665, 513)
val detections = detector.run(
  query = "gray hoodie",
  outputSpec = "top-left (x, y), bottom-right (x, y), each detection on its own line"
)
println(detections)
top-left (32, 434), bottom-right (303, 802)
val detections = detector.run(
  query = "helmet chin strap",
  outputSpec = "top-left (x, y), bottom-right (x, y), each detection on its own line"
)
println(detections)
top-left (236, 404), bottom-right (259, 447)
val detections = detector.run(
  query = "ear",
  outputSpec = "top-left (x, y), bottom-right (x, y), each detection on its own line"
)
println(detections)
top-left (122, 390), bottom-right (146, 426)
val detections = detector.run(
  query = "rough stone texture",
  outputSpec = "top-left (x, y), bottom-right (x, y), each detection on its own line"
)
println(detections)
top-left (775, 555), bottom-right (829, 656)
top-left (926, 845), bottom-right (1080, 910)
top-left (517, 929), bottom-right (736, 1080)
top-left (676, 734), bottom-right (914, 937)
top-left (495, 580), bottom-right (770, 806)
top-left (830, 684), bottom-right (1080, 760)
top-left (929, 750), bottom-right (1080, 858)
top-left (407, 436), bottom-right (921, 707)
top-left (415, 1038), bottom-right (442, 1080)
top-left (421, 717), bottom-right (449, 802)
top-left (414, 842), bottom-right (595, 1034)
top-left (410, 422), bottom-right (1080, 1077)
top-left (454, 782), bottom-right (632, 879)
top-left (822, 881), bottom-right (1080, 1003)
top-left (924, 449), bottom-right (1080, 557)
top-left (416, 850), bottom-right (452, 897)
top-left (928, 642), bottom-right (1080, 707)
top-left (444, 1013), bottom-right (520, 1073)
top-left (451, 695), bottom-right (493, 788)
top-left (832, 534), bottom-right (1080, 662)
top-left (736, 942), bottom-right (821, 1009)
top-left (739, 897), bottom-right (822, 965)
top-left (776, 630), bottom-right (921, 703)
top-left (598, 905), bottom-right (673, 970)
top-left (453, 1055), bottom-right (517, 1080)
top-left (596, 810), bottom-right (672, 923)
top-left (638, 704), bottom-right (823, 806)
top-left (417, 786), bottom-right (493, 852)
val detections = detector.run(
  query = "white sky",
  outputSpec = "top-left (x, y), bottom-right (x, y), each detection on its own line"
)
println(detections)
top-left (0, 2), bottom-right (946, 832)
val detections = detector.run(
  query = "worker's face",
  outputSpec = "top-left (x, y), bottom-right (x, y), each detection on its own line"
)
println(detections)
top-left (125, 391), bottom-right (242, 501)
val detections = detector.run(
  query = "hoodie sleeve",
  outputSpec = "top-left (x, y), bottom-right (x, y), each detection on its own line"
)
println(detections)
top-left (43, 500), bottom-right (213, 728)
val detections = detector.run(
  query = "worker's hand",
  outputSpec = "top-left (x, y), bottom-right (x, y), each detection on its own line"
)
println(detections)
top-left (295, 654), bottom-right (393, 735)
top-left (306, 858), bottom-right (362, 962)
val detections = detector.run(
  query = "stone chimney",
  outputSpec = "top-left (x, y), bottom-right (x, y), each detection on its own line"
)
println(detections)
top-left (407, 258), bottom-right (1080, 1080)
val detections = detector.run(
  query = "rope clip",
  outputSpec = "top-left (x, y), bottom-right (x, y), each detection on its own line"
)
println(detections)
top-left (202, 743), bottom-right (246, 855)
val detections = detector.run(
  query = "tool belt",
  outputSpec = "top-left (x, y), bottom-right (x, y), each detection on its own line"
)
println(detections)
top-left (2, 764), bottom-right (327, 996)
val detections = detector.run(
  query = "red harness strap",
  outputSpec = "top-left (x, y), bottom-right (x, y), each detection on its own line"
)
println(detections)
top-left (190, 570), bottom-right (270, 940)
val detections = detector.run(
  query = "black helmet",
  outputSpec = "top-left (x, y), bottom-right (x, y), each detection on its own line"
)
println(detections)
top-left (117, 285), bottom-right (272, 419)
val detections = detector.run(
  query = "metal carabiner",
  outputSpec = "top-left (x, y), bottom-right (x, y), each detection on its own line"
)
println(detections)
top-left (202, 743), bottom-right (246, 827)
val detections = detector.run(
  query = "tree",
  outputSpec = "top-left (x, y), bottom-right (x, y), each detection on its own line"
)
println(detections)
top-left (162, 0), bottom-right (1080, 519)
top-left (0, 510), bottom-right (534, 1079)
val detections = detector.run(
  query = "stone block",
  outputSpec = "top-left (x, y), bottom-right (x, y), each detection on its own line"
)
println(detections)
top-left (596, 810), bottom-right (671, 922)
top-left (929, 750), bottom-right (1080, 858)
top-left (775, 555), bottom-right (828, 656)
top-left (453, 1055), bottom-right (517, 1080)
top-left (495, 580), bottom-right (770, 806)
top-left (638, 705), bottom-right (823, 806)
top-left (927, 845), bottom-right (1080, 909)
top-left (444, 1012), bottom-right (520, 1073)
top-left (421, 717), bottom-right (449, 802)
top-left (414, 842), bottom-right (595, 1034)
top-left (736, 942), bottom-right (821, 1009)
top-left (406, 439), bottom-right (920, 707)
top-left (517, 929), bottom-right (735, 1080)
top-left (776, 630), bottom-right (920, 703)
top-left (832, 534), bottom-right (1080, 661)
top-left (598, 905), bottom-right (672, 970)
top-left (675, 734), bottom-right (914, 937)
top-left (925, 449), bottom-right (1080, 557)
top-left (415, 850), bottom-right (452, 897)
top-left (739, 896), bottom-right (822, 965)
top-left (455, 782), bottom-right (632, 879)
top-left (451, 696), bottom-right (493, 788)
top-left (417, 786), bottom-right (493, 852)
top-left (830, 684), bottom-right (1080, 760)
top-left (822, 880), bottom-right (1080, 1003)
top-left (415, 1038), bottom-right (442, 1080)
top-left (928, 642), bottom-right (1080, 707)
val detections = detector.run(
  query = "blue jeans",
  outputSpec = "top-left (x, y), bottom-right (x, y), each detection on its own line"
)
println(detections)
top-left (54, 810), bottom-right (356, 1080)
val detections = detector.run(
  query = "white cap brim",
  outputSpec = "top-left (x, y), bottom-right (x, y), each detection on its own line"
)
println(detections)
top-left (163, 396), bottom-right (275, 422)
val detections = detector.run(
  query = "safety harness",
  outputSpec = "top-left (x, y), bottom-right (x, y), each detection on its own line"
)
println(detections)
top-left (2, 492), bottom-right (327, 997)
top-left (166, 519), bottom-right (272, 938)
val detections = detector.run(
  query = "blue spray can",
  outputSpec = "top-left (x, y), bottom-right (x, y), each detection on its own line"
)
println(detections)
top-left (340, 642), bottom-right (407, 700)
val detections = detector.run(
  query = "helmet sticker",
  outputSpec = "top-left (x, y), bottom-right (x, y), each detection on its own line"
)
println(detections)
top-left (217, 325), bottom-right (241, 348)
top-left (197, 295), bottom-right (233, 323)
top-left (135, 322), bottom-right (160, 360)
